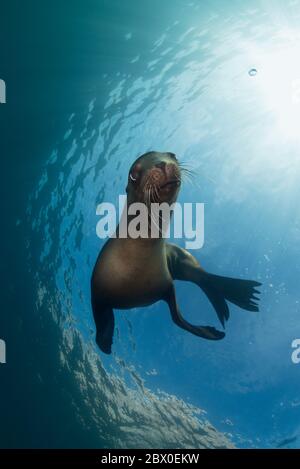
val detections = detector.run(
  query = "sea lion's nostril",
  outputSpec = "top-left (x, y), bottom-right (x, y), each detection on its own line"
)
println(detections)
top-left (155, 162), bottom-right (166, 170)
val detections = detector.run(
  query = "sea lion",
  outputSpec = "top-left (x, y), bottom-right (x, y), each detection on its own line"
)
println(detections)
top-left (91, 151), bottom-right (261, 354)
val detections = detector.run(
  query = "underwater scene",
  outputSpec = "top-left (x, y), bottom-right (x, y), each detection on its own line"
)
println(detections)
top-left (1, 0), bottom-right (300, 449)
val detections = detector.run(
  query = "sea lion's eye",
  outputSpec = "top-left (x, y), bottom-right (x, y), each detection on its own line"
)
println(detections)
top-left (129, 173), bottom-right (137, 182)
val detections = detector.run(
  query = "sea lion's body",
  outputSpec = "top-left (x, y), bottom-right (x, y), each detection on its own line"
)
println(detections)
top-left (91, 151), bottom-right (261, 354)
top-left (92, 237), bottom-right (172, 309)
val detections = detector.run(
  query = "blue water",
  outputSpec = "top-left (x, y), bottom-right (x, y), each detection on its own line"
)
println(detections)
top-left (1, 0), bottom-right (300, 448)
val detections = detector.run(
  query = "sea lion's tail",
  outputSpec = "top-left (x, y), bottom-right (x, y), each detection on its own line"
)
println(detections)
top-left (200, 274), bottom-right (262, 328)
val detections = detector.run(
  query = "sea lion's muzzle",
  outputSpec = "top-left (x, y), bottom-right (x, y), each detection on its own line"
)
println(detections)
top-left (160, 179), bottom-right (181, 189)
top-left (148, 162), bottom-right (181, 188)
top-left (144, 161), bottom-right (181, 203)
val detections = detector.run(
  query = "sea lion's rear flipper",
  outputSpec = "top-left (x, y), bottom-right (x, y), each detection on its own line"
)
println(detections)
top-left (92, 301), bottom-right (115, 354)
top-left (199, 282), bottom-right (230, 328)
top-left (164, 286), bottom-right (225, 341)
top-left (195, 277), bottom-right (261, 327)
top-left (204, 274), bottom-right (261, 312)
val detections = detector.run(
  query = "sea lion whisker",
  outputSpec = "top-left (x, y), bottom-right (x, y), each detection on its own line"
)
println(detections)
top-left (179, 166), bottom-right (197, 177)
top-left (178, 164), bottom-right (197, 174)
top-left (179, 168), bottom-right (203, 191)
top-left (181, 171), bottom-right (194, 186)
top-left (179, 170), bottom-right (198, 183)
top-left (149, 189), bottom-right (162, 235)
top-left (151, 186), bottom-right (170, 233)
top-left (154, 184), bottom-right (160, 203)
top-left (151, 185), bottom-right (169, 235)
top-left (180, 164), bottom-right (216, 185)
top-left (147, 188), bottom-right (152, 209)
top-left (178, 160), bottom-right (197, 168)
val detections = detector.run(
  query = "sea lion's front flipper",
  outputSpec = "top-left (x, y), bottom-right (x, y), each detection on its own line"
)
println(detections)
top-left (164, 286), bottom-right (225, 341)
top-left (166, 243), bottom-right (261, 328)
top-left (92, 301), bottom-right (115, 354)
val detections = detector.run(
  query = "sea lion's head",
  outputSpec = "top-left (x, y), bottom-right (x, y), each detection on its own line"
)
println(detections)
top-left (126, 151), bottom-right (181, 206)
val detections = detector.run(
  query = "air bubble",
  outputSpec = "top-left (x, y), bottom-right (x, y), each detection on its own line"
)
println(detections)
top-left (248, 68), bottom-right (258, 77)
